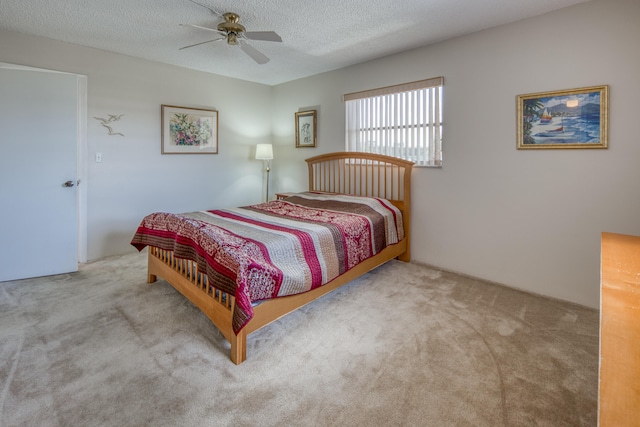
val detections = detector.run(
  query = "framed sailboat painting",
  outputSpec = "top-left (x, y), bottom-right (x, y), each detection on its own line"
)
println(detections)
top-left (516, 85), bottom-right (608, 149)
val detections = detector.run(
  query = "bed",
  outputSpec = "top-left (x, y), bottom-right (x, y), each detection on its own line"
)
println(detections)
top-left (131, 152), bottom-right (413, 364)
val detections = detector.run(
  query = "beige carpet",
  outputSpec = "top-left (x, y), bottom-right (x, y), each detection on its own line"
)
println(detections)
top-left (0, 251), bottom-right (599, 426)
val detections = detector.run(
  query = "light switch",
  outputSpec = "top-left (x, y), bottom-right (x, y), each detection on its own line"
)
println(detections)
top-left (96, 152), bottom-right (102, 163)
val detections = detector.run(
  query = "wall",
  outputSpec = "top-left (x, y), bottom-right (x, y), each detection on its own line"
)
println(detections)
top-left (0, 30), bottom-right (273, 260)
top-left (271, 0), bottom-right (640, 308)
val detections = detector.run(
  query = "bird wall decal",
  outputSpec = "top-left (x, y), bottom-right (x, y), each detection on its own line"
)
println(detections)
top-left (94, 114), bottom-right (124, 136)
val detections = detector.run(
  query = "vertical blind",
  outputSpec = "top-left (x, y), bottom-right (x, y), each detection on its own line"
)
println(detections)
top-left (344, 77), bottom-right (443, 167)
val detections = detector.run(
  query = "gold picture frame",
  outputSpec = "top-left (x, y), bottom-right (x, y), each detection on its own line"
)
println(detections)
top-left (161, 105), bottom-right (218, 154)
top-left (516, 85), bottom-right (608, 149)
top-left (295, 110), bottom-right (317, 148)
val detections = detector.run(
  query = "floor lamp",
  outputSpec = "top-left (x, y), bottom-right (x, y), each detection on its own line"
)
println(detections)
top-left (255, 144), bottom-right (273, 202)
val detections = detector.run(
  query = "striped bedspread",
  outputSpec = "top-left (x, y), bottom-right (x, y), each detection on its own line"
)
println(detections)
top-left (130, 192), bottom-right (404, 333)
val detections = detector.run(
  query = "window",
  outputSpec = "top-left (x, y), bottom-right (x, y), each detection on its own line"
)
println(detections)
top-left (344, 77), bottom-right (443, 167)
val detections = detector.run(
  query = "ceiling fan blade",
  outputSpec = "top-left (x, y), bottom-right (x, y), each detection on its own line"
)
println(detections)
top-left (181, 23), bottom-right (225, 36)
top-left (240, 43), bottom-right (270, 64)
top-left (179, 38), bottom-right (224, 50)
top-left (185, 0), bottom-right (224, 19)
top-left (244, 31), bottom-right (282, 43)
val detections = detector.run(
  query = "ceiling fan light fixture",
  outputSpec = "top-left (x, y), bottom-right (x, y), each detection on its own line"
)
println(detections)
top-left (182, 7), bottom-right (281, 64)
top-left (217, 13), bottom-right (245, 34)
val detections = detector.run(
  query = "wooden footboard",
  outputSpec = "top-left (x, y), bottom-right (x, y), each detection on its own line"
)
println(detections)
top-left (147, 247), bottom-right (246, 363)
top-left (144, 152), bottom-right (413, 364)
top-left (147, 238), bottom-right (407, 364)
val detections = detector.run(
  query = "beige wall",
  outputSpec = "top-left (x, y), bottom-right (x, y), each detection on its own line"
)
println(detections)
top-left (271, 0), bottom-right (640, 308)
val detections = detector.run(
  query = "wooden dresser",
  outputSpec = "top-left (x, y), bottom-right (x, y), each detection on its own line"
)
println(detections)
top-left (599, 232), bottom-right (640, 426)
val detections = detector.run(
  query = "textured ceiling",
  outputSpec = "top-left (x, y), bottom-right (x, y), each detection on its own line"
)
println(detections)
top-left (0, 0), bottom-right (590, 85)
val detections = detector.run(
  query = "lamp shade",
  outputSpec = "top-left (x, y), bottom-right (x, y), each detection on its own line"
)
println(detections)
top-left (255, 144), bottom-right (273, 160)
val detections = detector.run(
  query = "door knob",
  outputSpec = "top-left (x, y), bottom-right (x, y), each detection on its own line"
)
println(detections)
top-left (62, 180), bottom-right (75, 187)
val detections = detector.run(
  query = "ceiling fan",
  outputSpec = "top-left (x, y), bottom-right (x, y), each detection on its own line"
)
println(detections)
top-left (180, 0), bottom-right (282, 64)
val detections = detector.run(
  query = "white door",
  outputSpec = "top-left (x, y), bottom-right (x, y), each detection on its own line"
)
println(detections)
top-left (0, 68), bottom-right (79, 281)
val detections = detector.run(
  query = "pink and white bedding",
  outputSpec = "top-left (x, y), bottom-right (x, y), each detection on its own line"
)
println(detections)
top-left (130, 192), bottom-right (404, 333)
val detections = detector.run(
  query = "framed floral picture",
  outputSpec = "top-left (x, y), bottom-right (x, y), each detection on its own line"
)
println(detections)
top-left (295, 110), bottom-right (317, 147)
top-left (161, 105), bottom-right (218, 154)
top-left (516, 85), bottom-right (608, 149)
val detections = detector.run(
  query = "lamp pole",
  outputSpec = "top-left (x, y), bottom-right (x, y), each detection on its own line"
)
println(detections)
top-left (265, 158), bottom-right (271, 202)
top-left (255, 144), bottom-right (273, 202)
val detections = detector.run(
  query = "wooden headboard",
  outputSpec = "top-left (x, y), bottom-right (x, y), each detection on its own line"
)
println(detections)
top-left (306, 152), bottom-right (414, 260)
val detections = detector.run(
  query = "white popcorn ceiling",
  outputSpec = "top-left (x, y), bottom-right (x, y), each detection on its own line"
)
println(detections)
top-left (0, 0), bottom-right (590, 85)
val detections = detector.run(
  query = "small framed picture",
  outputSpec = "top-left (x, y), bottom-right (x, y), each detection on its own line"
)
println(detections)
top-left (295, 110), bottom-right (317, 148)
top-left (161, 105), bottom-right (218, 154)
top-left (516, 85), bottom-right (608, 149)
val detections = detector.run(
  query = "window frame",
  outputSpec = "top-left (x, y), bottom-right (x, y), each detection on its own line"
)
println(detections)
top-left (344, 77), bottom-right (443, 167)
